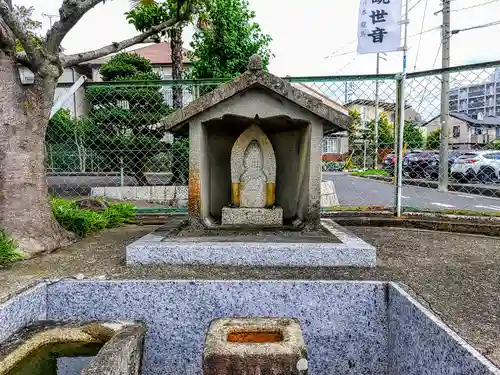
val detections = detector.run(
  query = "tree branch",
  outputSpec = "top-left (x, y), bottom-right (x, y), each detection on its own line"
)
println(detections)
top-left (45, 0), bottom-right (105, 53)
top-left (0, 1), bottom-right (41, 69)
top-left (62, 15), bottom-right (184, 67)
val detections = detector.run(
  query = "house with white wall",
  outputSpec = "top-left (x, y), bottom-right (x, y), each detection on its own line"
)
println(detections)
top-left (291, 82), bottom-right (350, 158)
top-left (84, 42), bottom-right (194, 107)
top-left (422, 112), bottom-right (500, 149)
top-left (345, 99), bottom-right (423, 127)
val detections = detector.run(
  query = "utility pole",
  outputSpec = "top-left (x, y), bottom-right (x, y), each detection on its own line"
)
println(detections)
top-left (374, 53), bottom-right (380, 170)
top-left (438, 0), bottom-right (451, 191)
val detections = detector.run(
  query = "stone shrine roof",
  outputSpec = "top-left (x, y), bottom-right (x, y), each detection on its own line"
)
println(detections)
top-left (161, 55), bottom-right (352, 133)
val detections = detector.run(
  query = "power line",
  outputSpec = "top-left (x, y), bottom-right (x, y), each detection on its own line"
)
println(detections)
top-left (453, 19), bottom-right (500, 34)
top-left (413, 0), bottom-right (430, 71)
top-left (408, 0), bottom-right (424, 12)
top-left (326, 26), bottom-right (441, 59)
top-left (324, 39), bottom-right (357, 60)
top-left (451, 0), bottom-right (499, 12)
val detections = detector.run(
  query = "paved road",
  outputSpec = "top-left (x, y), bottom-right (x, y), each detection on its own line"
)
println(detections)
top-left (323, 172), bottom-right (500, 212)
top-left (49, 173), bottom-right (500, 212)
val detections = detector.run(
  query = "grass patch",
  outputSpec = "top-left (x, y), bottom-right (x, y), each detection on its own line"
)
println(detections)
top-left (0, 230), bottom-right (23, 266)
top-left (51, 198), bottom-right (136, 237)
top-left (350, 169), bottom-right (388, 177)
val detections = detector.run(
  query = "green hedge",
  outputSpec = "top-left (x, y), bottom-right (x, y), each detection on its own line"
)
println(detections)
top-left (51, 198), bottom-right (136, 237)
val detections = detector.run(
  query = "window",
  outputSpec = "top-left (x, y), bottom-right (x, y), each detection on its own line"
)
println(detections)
top-left (472, 127), bottom-right (486, 135)
top-left (477, 112), bottom-right (484, 120)
top-left (322, 138), bottom-right (340, 154)
top-left (484, 153), bottom-right (500, 160)
top-left (496, 127), bottom-right (500, 138)
top-left (453, 125), bottom-right (460, 138)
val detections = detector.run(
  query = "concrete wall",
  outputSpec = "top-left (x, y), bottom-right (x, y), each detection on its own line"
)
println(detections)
top-left (388, 283), bottom-right (499, 375)
top-left (0, 284), bottom-right (46, 343)
top-left (271, 128), bottom-right (305, 220)
top-left (2, 281), bottom-right (499, 375)
top-left (46, 280), bottom-right (389, 375)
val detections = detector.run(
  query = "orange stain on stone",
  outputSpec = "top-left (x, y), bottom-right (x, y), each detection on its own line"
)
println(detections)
top-left (188, 170), bottom-right (201, 216)
top-left (227, 329), bottom-right (283, 343)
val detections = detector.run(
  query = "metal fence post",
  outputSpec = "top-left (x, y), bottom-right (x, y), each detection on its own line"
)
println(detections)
top-left (120, 157), bottom-right (125, 187)
top-left (393, 76), bottom-right (404, 215)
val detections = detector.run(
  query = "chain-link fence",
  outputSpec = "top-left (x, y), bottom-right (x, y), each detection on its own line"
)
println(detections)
top-left (48, 61), bottom-right (500, 214)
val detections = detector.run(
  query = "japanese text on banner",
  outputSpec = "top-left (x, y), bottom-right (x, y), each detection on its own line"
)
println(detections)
top-left (357, 0), bottom-right (403, 54)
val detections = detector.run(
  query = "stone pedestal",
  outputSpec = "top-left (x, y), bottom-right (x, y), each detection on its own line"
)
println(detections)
top-left (221, 207), bottom-right (283, 227)
top-left (203, 317), bottom-right (308, 375)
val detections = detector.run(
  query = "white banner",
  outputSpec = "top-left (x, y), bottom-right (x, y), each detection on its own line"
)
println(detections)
top-left (357, 0), bottom-right (403, 54)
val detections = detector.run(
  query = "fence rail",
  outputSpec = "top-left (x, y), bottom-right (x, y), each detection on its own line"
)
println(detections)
top-left (49, 61), bottom-right (500, 214)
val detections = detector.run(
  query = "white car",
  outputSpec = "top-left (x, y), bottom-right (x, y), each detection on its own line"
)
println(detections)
top-left (451, 151), bottom-right (500, 183)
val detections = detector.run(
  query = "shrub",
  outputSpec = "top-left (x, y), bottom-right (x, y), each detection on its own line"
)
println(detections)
top-left (322, 161), bottom-right (346, 172)
top-left (51, 198), bottom-right (136, 237)
top-left (0, 230), bottom-right (23, 266)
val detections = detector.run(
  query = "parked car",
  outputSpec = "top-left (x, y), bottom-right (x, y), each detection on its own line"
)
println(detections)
top-left (424, 150), bottom-right (478, 180)
top-left (451, 151), bottom-right (500, 183)
top-left (381, 150), bottom-right (423, 176)
top-left (402, 151), bottom-right (438, 179)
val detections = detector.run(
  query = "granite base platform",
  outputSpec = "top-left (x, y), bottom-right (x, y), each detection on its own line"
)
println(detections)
top-left (126, 219), bottom-right (376, 267)
top-left (1, 280), bottom-right (498, 375)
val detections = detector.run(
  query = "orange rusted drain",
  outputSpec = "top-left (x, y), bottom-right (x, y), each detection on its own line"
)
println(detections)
top-left (227, 329), bottom-right (283, 343)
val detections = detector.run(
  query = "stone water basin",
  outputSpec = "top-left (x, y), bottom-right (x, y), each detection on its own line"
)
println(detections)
top-left (0, 319), bottom-right (145, 375)
top-left (1, 280), bottom-right (498, 375)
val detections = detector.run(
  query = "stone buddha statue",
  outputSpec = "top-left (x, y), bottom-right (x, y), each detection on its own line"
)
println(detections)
top-left (230, 124), bottom-right (276, 209)
top-left (240, 140), bottom-right (267, 208)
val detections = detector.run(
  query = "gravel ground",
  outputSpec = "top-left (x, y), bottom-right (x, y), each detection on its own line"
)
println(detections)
top-left (1, 224), bottom-right (499, 366)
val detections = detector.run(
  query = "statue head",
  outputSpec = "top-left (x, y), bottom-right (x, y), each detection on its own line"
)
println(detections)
top-left (243, 140), bottom-right (263, 171)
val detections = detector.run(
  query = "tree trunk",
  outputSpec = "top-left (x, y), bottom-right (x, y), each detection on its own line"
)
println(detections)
top-left (0, 52), bottom-right (74, 257)
top-left (170, 25), bottom-right (183, 109)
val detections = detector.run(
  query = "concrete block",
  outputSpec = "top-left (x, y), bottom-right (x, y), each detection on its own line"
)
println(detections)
top-left (203, 317), bottom-right (308, 375)
top-left (120, 187), bottom-right (137, 200)
top-left (221, 207), bottom-right (283, 227)
top-left (135, 187), bottom-right (152, 201)
top-left (150, 187), bottom-right (166, 202)
top-left (103, 187), bottom-right (122, 200)
top-left (175, 186), bottom-right (188, 200)
top-left (91, 188), bottom-right (105, 197)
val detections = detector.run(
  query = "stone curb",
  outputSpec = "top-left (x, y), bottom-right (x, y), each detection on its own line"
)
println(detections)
top-left (330, 215), bottom-right (500, 237)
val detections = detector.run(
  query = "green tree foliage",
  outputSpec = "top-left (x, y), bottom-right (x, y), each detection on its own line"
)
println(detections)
top-left (403, 120), bottom-right (425, 149)
top-left (426, 129), bottom-right (441, 150)
top-left (487, 139), bottom-right (500, 150)
top-left (85, 52), bottom-right (173, 184)
top-left (46, 109), bottom-right (94, 173)
top-left (187, 0), bottom-right (273, 79)
top-left (347, 109), bottom-right (361, 155)
top-left (12, 5), bottom-right (43, 52)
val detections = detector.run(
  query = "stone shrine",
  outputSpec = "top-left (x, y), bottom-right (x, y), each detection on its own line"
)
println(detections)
top-left (162, 54), bottom-right (351, 230)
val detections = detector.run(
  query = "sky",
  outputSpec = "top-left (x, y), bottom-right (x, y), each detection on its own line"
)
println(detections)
top-left (13, 0), bottom-right (500, 77)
